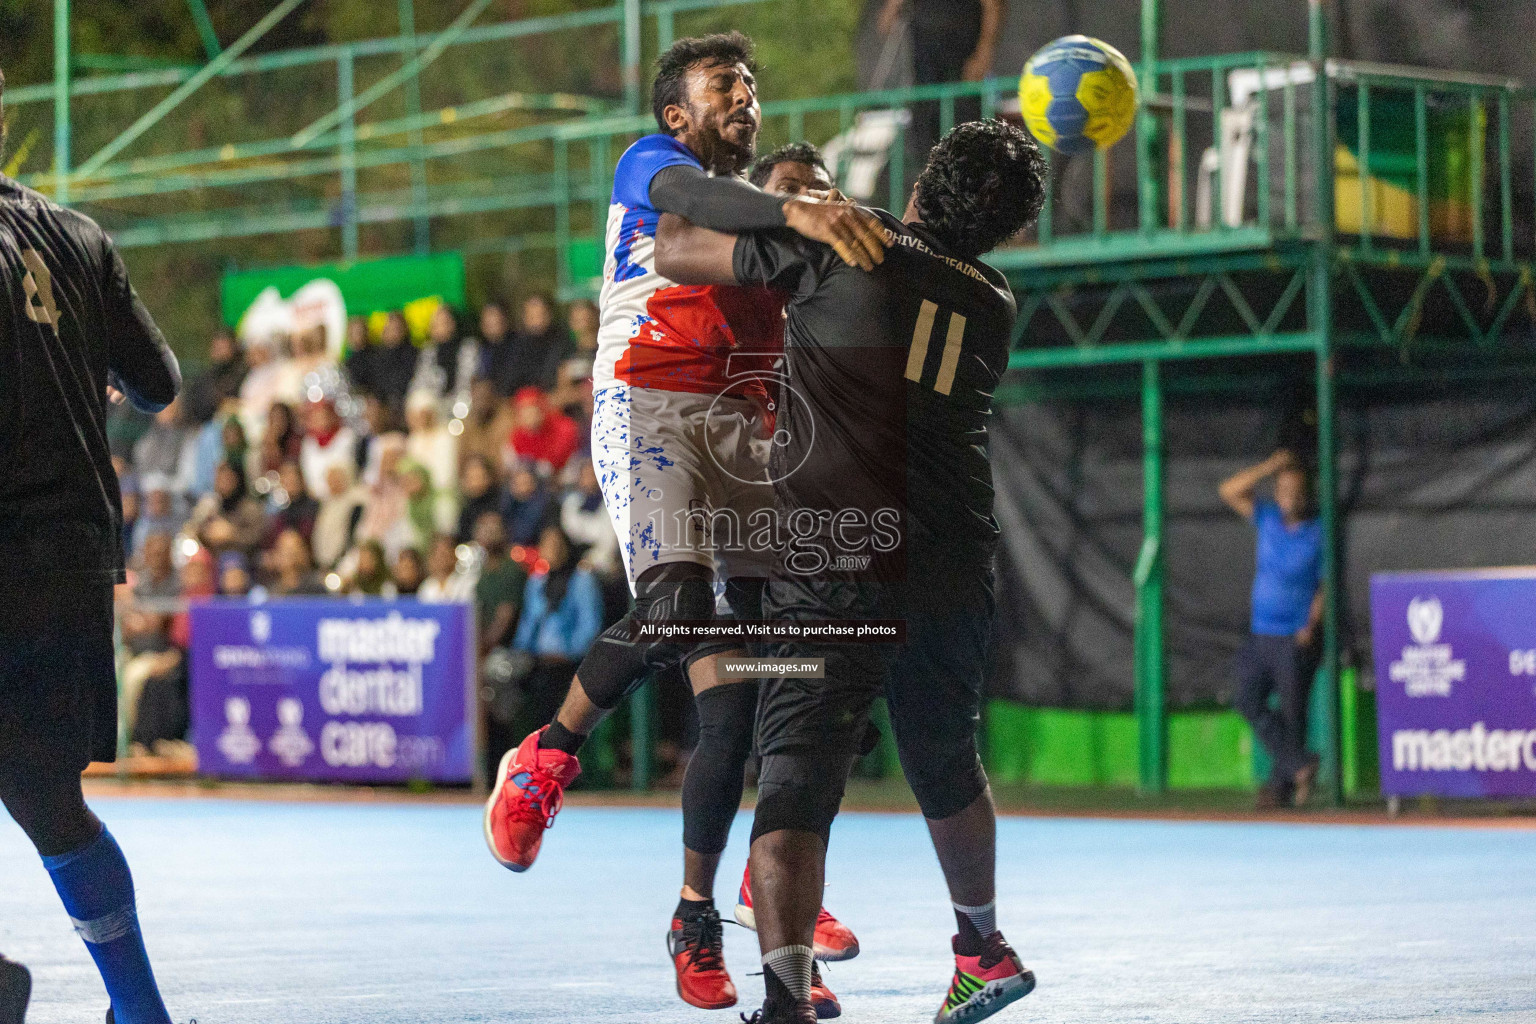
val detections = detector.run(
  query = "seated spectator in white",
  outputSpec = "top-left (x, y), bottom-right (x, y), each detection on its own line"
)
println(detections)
top-left (266, 527), bottom-right (328, 597)
top-left (355, 435), bottom-right (419, 559)
top-left (456, 454), bottom-right (503, 545)
top-left (418, 533), bottom-right (478, 603)
top-left (262, 460), bottom-right (319, 548)
top-left (458, 376), bottom-right (515, 472)
top-left (404, 389), bottom-right (460, 525)
top-left (250, 399), bottom-right (302, 482)
top-left (187, 460), bottom-right (266, 557)
top-left (312, 461), bottom-right (368, 571)
top-left (132, 396), bottom-right (195, 496)
top-left (132, 532), bottom-right (181, 604)
top-left (560, 458), bottom-right (620, 576)
top-left (238, 334), bottom-right (300, 442)
top-left (347, 539), bottom-right (394, 597)
top-left (131, 478), bottom-right (186, 558)
top-left (415, 305), bottom-right (479, 410)
top-left (393, 546), bottom-right (426, 598)
top-left (503, 465), bottom-right (556, 548)
top-left (218, 551), bottom-right (253, 597)
top-left (507, 386), bottom-right (580, 478)
top-left (299, 396), bottom-right (358, 499)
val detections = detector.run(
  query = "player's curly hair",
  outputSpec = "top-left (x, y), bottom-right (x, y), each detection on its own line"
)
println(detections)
top-left (913, 120), bottom-right (1047, 259)
top-left (748, 142), bottom-right (828, 188)
top-left (652, 32), bottom-right (758, 137)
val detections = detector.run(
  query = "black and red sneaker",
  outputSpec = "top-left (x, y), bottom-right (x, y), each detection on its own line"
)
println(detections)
top-left (668, 904), bottom-right (737, 1010)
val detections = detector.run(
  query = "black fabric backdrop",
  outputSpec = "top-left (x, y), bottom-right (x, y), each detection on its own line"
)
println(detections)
top-left (987, 366), bottom-right (1536, 710)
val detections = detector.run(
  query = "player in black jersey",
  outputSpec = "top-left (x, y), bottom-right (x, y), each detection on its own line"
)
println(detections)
top-left (0, 66), bottom-right (183, 1024)
top-left (656, 120), bottom-right (1046, 1024)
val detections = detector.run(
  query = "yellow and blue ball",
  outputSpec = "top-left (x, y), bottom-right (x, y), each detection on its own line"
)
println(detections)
top-left (1019, 35), bottom-right (1139, 155)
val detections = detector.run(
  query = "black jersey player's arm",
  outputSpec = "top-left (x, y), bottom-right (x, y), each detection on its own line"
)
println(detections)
top-left (100, 239), bottom-right (180, 414)
top-left (651, 165), bottom-right (887, 271)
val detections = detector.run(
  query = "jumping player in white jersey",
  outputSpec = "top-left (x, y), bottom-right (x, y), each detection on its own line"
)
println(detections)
top-left (481, 33), bottom-right (887, 1014)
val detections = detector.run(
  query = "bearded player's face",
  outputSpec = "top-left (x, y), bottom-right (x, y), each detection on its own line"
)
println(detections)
top-left (680, 60), bottom-right (760, 173)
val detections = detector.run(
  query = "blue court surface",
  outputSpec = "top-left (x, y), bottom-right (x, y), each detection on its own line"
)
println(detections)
top-left (2, 798), bottom-right (1533, 1024)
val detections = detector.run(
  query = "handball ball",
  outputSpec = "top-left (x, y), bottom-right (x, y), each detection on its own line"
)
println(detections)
top-left (1020, 35), bottom-right (1139, 154)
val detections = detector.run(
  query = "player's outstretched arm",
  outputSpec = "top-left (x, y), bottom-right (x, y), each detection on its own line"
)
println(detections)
top-left (654, 213), bottom-right (741, 287)
top-left (101, 239), bottom-right (180, 413)
top-left (780, 195), bottom-right (888, 272)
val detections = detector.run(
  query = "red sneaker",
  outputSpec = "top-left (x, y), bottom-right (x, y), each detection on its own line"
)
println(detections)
top-left (735, 864), bottom-right (861, 962)
top-left (809, 962), bottom-right (841, 1019)
top-left (667, 905), bottom-right (737, 1010)
top-left (482, 727), bottom-right (581, 872)
top-left (933, 932), bottom-right (1035, 1024)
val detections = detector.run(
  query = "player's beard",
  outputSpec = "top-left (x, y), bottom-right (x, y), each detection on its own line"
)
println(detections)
top-left (699, 112), bottom-right (758, 175)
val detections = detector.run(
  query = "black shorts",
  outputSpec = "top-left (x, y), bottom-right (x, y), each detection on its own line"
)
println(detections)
top-left (757, 558), bottom-right (994, 762)
top-left (0, 580), bottom-right (119, 774)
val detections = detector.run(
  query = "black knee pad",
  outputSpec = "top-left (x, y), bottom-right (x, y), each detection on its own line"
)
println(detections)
top-left (901, 740), bottom-right (989, 821)
top-left (750, 745), bottom-right (858, 847)
top-left (576, 562), bottom-right (719, 709)
top-left (681, 680), bottom-right (760, 855)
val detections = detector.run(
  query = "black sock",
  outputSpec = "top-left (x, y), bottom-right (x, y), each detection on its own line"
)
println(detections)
top-left (762, 961), bottom-right (798, 1008)
top-left (954, 911), bottom-right (988, 957)
top-left (540, 721), bottom-right (586, 755)
top-left (675, 895), bottom-right (713, 921)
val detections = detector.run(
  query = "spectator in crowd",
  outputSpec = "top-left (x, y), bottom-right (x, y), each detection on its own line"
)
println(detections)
top-left (264, 460), bottom-right (319, 547)
top-left (355, 393), bottom-right (398, 479)
top-left (132, 396), bottom-right (194, 494)
top-left (478, 300), bottom-right (517, 396)
top-left (881, 0), bottom-right (1003, 163)
top-left (133, 532), bottom-right (181, 603)
top-left (252, 400), bottom-right (302, 480)
top-left (312, 461), bottom-right (368, 571)
top-left (401, 459), bottom-right (442, 546)
top-left (299, 396), bottom-right (357, 500)
top-left (267, 527), bottom-right (328, 597)
top-left (356, 435), bottom-right (423, 559)
top-left (416, 304), bottom-right (478, 407)
top-left (118, 609), bottom-right (186, 754)
top-left (405, 389), bottom-right (460, 523)
top-left (456, 454), bottom-right (503, 545)
top-left (186, 328), bottom-right (248, 423)
top-left (507, 525), bottom-right (604, 739)
top-left (560, 458), bottom-right (620, 576)
top-left (188, 404), bottom-right (237, 499)
top-left (187, 460), bottom-right (265, 556)
top-left (393, 547), bottom-right (426, 597)
top-left (364, 311), bottom-right (419, 413)
top-left (344, 314), bottom-right (376, 389)
top-left (347, 540), bottom-right (393, 597)
top-left (239, 336), bottom-right (296, 442)
top-left (458, 376), bottom-right (516, 471)
top-left (502, 465), bottom-right (556, 548)
top-left (1219, 449), bottom-right (1324, 809)
top-left (473, 511), bottom-right (528, 659)
top-left (508, 385), bottom-right (580, 477)
top-left (168, 550), bottom-right (217, 649)
top-left (550, 298), bottom-right (599, 413)
top-left (118, 463), bottom-right (142, 555)
top-left (131, 479), bottom-right (185, 558)
top-left (419, 532), bottom-right (477, 603)
top-left (485, 295), bottom-right (568, 395)
top-left (290, 325), bottom-right (332, 381)
top-left (218, 551), bottom-right (253, 597)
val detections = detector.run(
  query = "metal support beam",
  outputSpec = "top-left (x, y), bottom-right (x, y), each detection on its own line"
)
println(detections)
top-left (394, 0), bottom-right (431, 255)
top-left (53, 0), bottom-right (70, 204)
top-left (185, 0), bottom-right (223, 59)
top-left (1309, 0), bottom-right (1344, 807)
top-left (1134, 358), bottom-right (1167, 794)
top-left (623, 0), bottom-right (644, 115)
top-left (337, 49), bottom-right (359, 263)
top-left (1137, 0), bottom-right (1162, 233)
top-left (73, 0), bottom-right (307, 178)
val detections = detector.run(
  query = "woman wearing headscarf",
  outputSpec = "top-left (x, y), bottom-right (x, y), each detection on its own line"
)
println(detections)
top-left (187, 459), bottom-right (266, 557)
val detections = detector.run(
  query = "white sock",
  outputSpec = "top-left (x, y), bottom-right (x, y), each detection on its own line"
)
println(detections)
top-left (953, 900), bottom-right (997, 939)
top-left (762, 944), bottom-right (815, 1001)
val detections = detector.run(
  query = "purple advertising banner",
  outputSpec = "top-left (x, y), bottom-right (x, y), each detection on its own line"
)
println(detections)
top-left (191, 600), bottom-right (475, 784)
top-left (1370, 569), bottom-right (1536, 798)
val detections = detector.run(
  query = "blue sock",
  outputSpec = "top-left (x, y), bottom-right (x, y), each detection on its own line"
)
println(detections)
top-left (41, 826), bottom-right (172, 1024)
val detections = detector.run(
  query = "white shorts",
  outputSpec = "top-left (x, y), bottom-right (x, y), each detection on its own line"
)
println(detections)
top-left (592, 384), bottom-right (777, 593)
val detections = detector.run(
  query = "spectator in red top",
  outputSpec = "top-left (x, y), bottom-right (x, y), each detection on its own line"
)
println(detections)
top-left (508, 386), bottom-right (580, 476)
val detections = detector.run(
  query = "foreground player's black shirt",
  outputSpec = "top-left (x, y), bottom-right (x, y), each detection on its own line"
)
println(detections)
top-left (732, 209), bottom-right (1016, 577)
top-left (0, 175), bottom-right (180, 586)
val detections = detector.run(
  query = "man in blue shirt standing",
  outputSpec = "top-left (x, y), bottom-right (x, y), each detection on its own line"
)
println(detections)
top-left (1219, 449), bottom-right (1324, 808)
